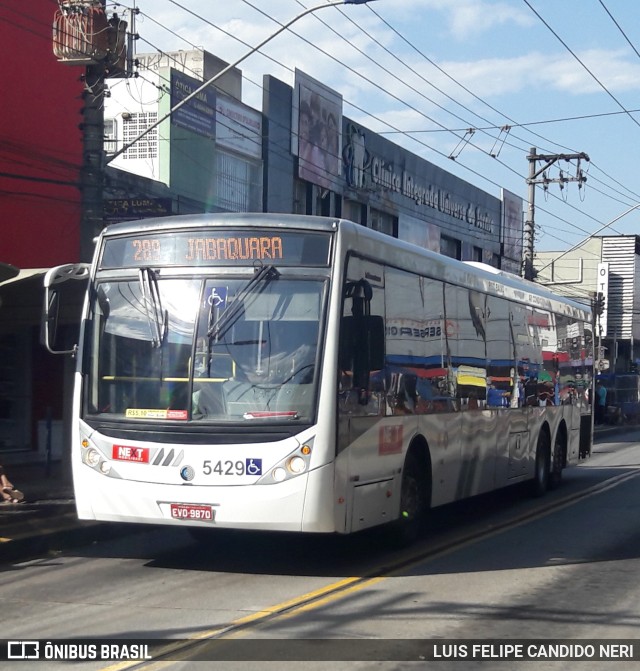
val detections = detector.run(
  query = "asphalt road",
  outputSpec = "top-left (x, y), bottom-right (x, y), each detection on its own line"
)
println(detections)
top-left (2, 427), bottom-right (640, 671)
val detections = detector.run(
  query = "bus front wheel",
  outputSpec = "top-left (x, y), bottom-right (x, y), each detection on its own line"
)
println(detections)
top-left (388, 451), bottom-right (429, 546)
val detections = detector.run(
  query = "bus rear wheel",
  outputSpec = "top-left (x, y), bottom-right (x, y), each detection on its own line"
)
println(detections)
top-left (549, 431), bottom-right (565, 490)
top-left (531, 431), bottom-right (550, 497)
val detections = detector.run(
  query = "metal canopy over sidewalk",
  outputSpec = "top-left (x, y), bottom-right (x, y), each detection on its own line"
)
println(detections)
top-left (0, 263), bottom-right (19, 283)
top-left (0, 268), bottom-right (48, 290)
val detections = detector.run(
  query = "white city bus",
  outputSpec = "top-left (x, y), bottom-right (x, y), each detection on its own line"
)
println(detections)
top-left (43, 213), bottom-right (593, 540)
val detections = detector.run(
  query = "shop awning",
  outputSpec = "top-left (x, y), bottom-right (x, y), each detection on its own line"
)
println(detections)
top-left (0, 262), bottom-right (19, 283)
top-left (0, 268), bottom-right (48, 289)
top-left (0, 269), bottom-right (49, 321)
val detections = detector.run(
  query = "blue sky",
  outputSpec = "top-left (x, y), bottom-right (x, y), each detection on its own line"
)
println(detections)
top-left (128, 0), bottom-right (640, 253)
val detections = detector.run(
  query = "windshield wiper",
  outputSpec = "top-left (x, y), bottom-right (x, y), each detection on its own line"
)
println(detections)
top-left (243, 410), bottom-right (299, 420)
top-left (139, 268), bottom-right (167, 348)
top-left (207, 264), bottom-right (279, 342)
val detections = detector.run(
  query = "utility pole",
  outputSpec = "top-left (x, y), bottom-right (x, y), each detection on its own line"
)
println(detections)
top-left (523, 147), bottom-right (589, 281)
top-left (52, 1), bottom-right (129, 484)
top-left (53, 0), bottom-right (130, 261)
top-left (80, 59), bottom-right (106, 261)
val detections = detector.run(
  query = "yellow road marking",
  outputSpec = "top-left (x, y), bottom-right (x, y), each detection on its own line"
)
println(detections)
top-left (231, 575), bottom-right (364, 625)
top-left (270, 576), bottom-right (385, 620)
top-left (98, 467), bottom-right (640, 670)
top-left (97, 576), bottom-right (366, 671)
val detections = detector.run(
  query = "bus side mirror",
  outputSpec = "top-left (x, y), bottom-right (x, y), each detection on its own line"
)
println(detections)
top-left (42, 289), bottom-right (61, 353)
top-left (339, 316), bottom-right (354, 372)
top-left (42, 264), bottom-right (90, 355)
top-left (360, 314), bottom-right (385, 371)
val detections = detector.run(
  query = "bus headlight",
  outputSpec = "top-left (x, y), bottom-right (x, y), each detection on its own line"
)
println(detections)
top-left (287, 456), bottom-right (306, 474)
top-left (85, 448), bottom-right (101, 467)
top-left (259, 438), bottom-right (315, 484)
top-left (272, 467), bottom-right (287, 482)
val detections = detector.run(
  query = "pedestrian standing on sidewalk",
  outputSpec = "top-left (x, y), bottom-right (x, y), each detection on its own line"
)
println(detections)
top-left (0, 463), bottom-right (24, 503)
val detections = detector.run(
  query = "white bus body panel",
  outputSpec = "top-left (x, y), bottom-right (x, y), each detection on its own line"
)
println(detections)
top-left (73, 463), bottom-right (335, 532)
top-left (72, 416), bottom-right (338, 532)
top-left (333, 403), bottom-right (584, 531)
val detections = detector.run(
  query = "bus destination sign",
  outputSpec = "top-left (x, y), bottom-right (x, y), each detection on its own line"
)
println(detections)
top-left (100, 229), bottom-right (332, 268)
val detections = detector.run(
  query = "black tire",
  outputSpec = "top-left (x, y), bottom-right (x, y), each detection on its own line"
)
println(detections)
top-left (531, 431), bottom-right (550, 497)
top-left (548, 431), bottom-right (564, 490)
top-left (387, 452), bottom-right (429, 547)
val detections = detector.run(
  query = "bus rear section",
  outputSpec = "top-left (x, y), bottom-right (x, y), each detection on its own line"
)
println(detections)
top-left (333, 231), bottom-right (593, 537)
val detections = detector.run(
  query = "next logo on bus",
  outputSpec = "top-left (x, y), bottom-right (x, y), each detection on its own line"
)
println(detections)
top-left (112, 445), bottom-right (150, 463)
top-left (379, 425), bottom-right (403, 455)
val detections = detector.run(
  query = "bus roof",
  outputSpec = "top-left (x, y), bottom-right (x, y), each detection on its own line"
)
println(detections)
top-left (98, 213), bottom-right (591, 320)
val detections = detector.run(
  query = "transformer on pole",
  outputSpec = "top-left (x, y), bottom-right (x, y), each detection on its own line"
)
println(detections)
top-left (52, 1), bottom-right (134, 260)
top-left (523, 147), bottom-right (589, 281)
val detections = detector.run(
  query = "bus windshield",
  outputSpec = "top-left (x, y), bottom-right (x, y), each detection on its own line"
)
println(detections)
top-left (86, 273), bottom-right (325, 425)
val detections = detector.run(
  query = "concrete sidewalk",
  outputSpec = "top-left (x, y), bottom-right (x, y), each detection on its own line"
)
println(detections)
top-left (0, 460), bottom-right (132, 564)
top-left (1, 459), bottom-right (73, 504)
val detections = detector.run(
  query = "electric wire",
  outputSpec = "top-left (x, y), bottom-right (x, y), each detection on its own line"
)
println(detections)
top-left (598, 0), bottom-right (640, 62)
top-left (28, 2), bottom-right (637, 255)
top-left (253, 0), bottom-right (636, 249)
top-left (146, 0), bottom-right (631, 246)
top-left (349, 3), bottom-right (638, 240)
top-left (135, 4), bottom-right (599, 254)
top-left (522, 0), bottom-right (640, 131)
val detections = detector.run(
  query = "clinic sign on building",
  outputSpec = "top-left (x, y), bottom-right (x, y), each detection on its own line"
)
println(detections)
top-left (369, 156), bottom-right (494, 234)
top-left (342, 120), bottom-right (498, 241)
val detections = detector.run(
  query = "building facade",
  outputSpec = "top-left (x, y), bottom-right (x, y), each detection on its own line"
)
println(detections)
top-left (104, 49), bottom-right (263, 218)
top-left (535, 235), bottom-right (640, 374)
top-left (105, 52), bottom-right (523, 271)
top-left (262, 70), bottom-right (519, 270)
top-left (0, 1), bottom-right (84, 462)
top-left (1, 40), bottom-right (528, 463)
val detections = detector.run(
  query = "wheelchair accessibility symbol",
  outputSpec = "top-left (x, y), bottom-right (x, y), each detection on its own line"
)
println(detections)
top-left (246, 458), bottom-right (262, 476)
top-left (206, 286), bottom-right (228, 308)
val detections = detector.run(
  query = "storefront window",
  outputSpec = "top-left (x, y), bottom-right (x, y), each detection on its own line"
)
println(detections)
top-left (216, 151), bottom-right (262, 212)
top-left (441, 235), bottom-right (461, 260)
top-left (343, 199), bottom-right (363, 224)
top-left (370, 208), bottom-right (396, 236)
